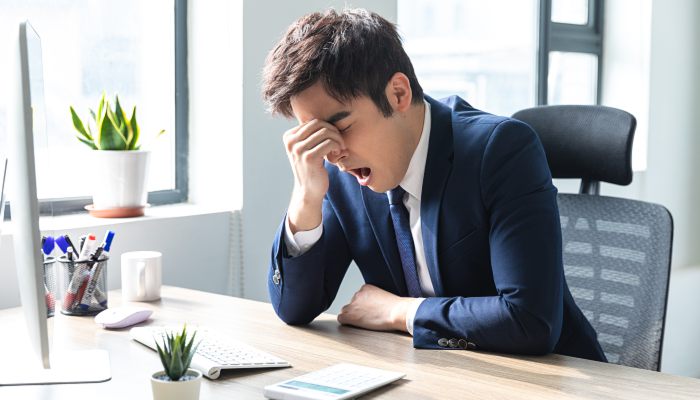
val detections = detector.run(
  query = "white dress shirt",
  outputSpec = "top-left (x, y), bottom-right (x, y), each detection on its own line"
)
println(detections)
top-left (284, 100), bottom-right (432, 335)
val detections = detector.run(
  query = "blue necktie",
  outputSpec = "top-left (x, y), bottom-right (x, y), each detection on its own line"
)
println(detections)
top-left (388, 186), bottom-right (422, 297)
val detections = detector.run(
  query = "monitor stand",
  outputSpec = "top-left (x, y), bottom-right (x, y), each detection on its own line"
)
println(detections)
top-left (0, 350), bottom-right (111, 386)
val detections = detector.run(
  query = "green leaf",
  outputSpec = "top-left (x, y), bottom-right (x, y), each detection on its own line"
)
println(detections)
top-left (96, 93), bottom-right (106, 131)
top-left (128, 107), bottom-right (140, 150)
top-left (89, 108), bottom-right (97, 122)
top-left (116, 98), bottom-right (135, 148)
top-left (70, 106), bottom-right (92, 141)
top-left (76, 136), bottom-right (98, 150)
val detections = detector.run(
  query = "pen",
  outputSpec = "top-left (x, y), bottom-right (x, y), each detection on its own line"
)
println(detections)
top-left (63, 235), bottom-right (79, 257)
top-left (79, 235), bottom-right (87, 254)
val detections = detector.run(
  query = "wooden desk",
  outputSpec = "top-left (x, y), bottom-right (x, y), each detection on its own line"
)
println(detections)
top-left (1, 286), bottom-right (699, 399)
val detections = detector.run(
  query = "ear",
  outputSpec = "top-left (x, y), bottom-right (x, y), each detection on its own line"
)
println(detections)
top-left (385, 72), bottom-right (413, 113)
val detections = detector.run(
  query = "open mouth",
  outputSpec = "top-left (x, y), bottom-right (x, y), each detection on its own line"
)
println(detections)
top-left (349, 167), bottom-right (372, 186)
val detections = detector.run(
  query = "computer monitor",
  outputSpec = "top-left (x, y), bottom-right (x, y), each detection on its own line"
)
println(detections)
top-left (0, 21), bottom-right (110, 386)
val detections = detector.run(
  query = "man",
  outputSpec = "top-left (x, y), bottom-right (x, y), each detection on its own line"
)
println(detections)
top-left (262, 8), bottom-right (605, 361)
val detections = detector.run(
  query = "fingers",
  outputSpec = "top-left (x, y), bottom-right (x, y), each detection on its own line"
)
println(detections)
top-left (283, 119), bottom-right (346, 155)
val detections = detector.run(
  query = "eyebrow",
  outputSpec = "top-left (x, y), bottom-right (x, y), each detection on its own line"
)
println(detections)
top-left (326, 111), bottom-right (351, 125)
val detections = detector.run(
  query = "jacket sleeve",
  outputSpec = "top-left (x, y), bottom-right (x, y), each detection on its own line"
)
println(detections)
top-left (268, 196), bottom-right (352, 325)
top-left (413, 119), bottom-right (565, 355)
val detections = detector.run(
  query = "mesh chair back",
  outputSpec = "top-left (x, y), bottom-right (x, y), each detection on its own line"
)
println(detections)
top-left (558, 194), bottom-right (673, 371)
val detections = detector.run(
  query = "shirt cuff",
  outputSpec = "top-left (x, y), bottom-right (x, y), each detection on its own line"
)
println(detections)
top-left (284, 216), bottom-right (323, 257)
top-left (405, 298), bottom-right (425, 336)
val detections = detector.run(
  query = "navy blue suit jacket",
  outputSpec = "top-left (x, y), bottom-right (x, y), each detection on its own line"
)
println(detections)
top-left (269, 96), bottom-right (606, 361)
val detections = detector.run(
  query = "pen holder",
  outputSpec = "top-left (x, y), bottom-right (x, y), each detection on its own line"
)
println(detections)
top-left (57, 254), bottom-right (109, 316)
top-left (43, 256), bottom-right (57, 318)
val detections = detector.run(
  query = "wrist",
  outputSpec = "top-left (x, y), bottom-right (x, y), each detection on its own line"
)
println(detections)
top-left (287, 192), bottom-right (323, 233)
top-left (389, 298), bottom-right (412, 332)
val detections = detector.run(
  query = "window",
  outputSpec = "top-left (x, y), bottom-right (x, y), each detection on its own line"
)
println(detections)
top-left (0, 0), bottom-right (187, 215)
top-left (398, 0), bottom-right (604, 115)
top-left (398, 0), bottom-right (539, 117)
top-left (541, 0), bottom-right (603, 105)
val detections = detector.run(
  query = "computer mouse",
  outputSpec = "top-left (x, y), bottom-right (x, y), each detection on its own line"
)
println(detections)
top-left (95, 306), bottom-right (153, 329)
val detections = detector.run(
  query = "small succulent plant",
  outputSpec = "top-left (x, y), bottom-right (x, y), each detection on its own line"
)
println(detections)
top-left (70, 93), bottom-right (165, 151)
top-left (155, 325), bottom-right (200, 381)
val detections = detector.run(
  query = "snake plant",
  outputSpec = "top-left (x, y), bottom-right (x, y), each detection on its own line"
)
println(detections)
top-left (155, 325), bottom-right (200, 381)
top-left (70, 93), bottom-right (165, 150)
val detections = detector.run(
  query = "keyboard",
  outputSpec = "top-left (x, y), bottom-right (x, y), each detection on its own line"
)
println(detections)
top-left (130, 326), bottom-right (290, 379)
top-left (263, 363), bottom-right (405, 400)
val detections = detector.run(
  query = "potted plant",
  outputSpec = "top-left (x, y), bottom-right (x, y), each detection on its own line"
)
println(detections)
top-left (70, 93), bottom-right (165, 217)
top-left (151, 325), bottom-right (202, 400)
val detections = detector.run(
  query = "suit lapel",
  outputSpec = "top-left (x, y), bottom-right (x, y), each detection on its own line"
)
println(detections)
top-left (361, 187), bottom-right (408, 296)
top-left (420, 97), bottom-right (454, 296)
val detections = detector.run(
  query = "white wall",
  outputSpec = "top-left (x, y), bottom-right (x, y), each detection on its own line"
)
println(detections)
top-left (240, 1), bottom-right (397, 313)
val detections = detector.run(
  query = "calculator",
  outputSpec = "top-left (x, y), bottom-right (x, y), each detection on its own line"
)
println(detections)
top-left (263, 363), bottom-right (405, 400)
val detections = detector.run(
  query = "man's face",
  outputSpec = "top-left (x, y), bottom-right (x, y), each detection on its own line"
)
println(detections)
top-left (289, 81), bottom-right (416, 193)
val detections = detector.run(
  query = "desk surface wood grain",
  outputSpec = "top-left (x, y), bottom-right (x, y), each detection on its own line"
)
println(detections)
top-left (1, 286), bottom-right (699, 399)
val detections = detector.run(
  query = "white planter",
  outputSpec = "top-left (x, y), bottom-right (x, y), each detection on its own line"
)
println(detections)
top-left (91, 150), bottom-right (150, 209)
top-left (151, 369), bottom-right (202, 400)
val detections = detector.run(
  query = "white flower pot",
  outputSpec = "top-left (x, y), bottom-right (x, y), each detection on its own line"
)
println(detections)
top-left (90, 150), bottom-right (150, 209)
top-left (151, 369), bottom-right (202, 400)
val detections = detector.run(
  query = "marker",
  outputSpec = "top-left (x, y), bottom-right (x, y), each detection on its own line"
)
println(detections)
top-left (41, 236), bottom-right (55, 257)
top-left (55, 235), bottom-right (69, 255)
top-left (79, 234), bottom-right (97, 262)
top-left (78, 231), bottom-right (115, 310)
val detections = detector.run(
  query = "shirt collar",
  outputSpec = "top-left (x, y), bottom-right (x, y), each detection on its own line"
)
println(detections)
top-left (398, 99), bottom-right (431, 202)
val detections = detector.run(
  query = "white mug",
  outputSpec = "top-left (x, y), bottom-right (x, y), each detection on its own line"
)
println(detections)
top-left (121, 251), bottom-right (162, 302)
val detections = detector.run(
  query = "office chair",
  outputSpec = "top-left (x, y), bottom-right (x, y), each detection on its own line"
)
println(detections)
top-left (512, 105), bottom-right (673, 371)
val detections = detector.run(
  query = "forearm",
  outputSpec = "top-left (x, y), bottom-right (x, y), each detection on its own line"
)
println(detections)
top-left (412, 295), bottom-right (562, 354)
top-left (269, 201), bottom-right (352, 324)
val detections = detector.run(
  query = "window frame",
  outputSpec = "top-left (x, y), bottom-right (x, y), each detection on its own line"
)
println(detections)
top-left (538, 0), bottom-right (604, 105)
top-left (4, 0), bottom-right (189, 218)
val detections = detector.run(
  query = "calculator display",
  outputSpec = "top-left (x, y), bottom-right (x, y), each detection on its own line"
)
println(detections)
top-left (282, 380), bottom-right (349, 395)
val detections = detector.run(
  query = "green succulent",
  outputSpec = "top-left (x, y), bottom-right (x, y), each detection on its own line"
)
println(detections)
top-left (155, 325), bottom-right (199, 381)
top-left (69, 93), bottom-right (165, 150)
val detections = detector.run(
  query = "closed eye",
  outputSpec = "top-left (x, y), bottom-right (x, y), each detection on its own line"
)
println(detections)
top-left (339, 124), bottom-right (352, 134)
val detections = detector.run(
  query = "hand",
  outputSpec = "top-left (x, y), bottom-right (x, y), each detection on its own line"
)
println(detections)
top-left (283, 120), bottom-right (347, 232)
top-left (337, 284), bottom-right (415, 332)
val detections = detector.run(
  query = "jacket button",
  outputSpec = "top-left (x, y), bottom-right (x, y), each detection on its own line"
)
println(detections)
top-left (438, 338), bottom-right (449, 347)
top-left (272, 270), bottom-right (281, 285)
top-left (457, 339), bottom-right (468, 349)
top-left (448, 338), bottom-right (459, 348)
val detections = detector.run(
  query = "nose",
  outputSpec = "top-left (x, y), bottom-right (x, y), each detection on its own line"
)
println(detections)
top-left (326, 149), bottom-right (348, 165)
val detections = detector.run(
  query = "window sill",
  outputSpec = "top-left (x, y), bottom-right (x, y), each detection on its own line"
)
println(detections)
top-left (2, 203), bottom-right (238, 235)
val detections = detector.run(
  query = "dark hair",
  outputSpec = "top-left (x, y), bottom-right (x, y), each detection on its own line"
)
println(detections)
top-left (262, 8), bottom-right (423, 118)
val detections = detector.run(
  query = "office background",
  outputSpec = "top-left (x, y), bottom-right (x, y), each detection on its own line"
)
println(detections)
top-left (0, 0), bottom-right (699, 379)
